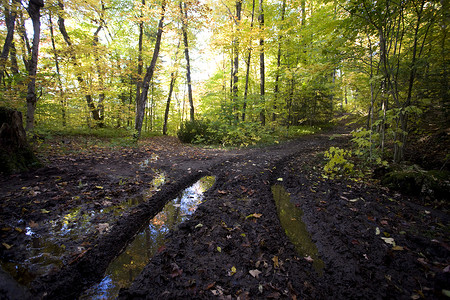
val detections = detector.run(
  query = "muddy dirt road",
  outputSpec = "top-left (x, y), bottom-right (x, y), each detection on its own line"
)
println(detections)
top-left (1, 126), bottom-right (449, 299)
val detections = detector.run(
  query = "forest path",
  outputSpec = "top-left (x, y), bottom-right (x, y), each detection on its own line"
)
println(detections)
top-left (0, 124), bottom-right (448, 299)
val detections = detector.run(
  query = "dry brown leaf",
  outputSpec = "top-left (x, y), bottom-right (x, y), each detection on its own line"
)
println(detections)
top-left (249, 269), bottom-right (262, 278)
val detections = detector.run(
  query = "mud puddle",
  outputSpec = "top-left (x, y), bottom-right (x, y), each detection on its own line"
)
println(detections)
top-left (81, 176), bottom-right (216, 299)
top-left (272, 184), bottom-right (324, 273)
top-left (0, 172), bottom-right (168, 287)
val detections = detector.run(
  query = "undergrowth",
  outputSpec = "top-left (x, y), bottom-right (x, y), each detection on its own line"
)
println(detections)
top-left (177, 119), bottom-right (326, 147)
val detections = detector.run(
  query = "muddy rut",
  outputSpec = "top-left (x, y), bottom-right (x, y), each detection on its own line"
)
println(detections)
top-left (1, 127), bottom-right (449, 299)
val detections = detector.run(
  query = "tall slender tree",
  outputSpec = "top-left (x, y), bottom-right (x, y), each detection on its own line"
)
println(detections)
top-left (242, 0), bottom-right (255, 122)
top-left (25, 0), bottom-right (44, 131)
top-left (180, 0), bottom-right (194, 121)
top-left (163, 41), bottom-right (181, 135)
top-left (135, 0), bottom-right (166, 138)
top-left (273, 0), bottom-right (286, 122)
top-left (0, 0), bottom-right (19, 84)
top-left (48, 12), bottom-right (65, 126)
top-left (258, 0), bottom-right (265, 126)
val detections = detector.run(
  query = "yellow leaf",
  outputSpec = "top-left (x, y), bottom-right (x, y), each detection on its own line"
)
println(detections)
top-left (41, 209), bottom-right (50, 214)
top-left (2, 243), bottom-right (12, 250)
top-left (217, 246), bottom-right (222, 253)
top-left (229, 266), bottom-right (236, 276)
top-left (392, 245), bottom-right (404, 251)
top-left (96, 186), bottom-right (104, 189)
top-left (246, 213), bottom-right (262, 219)
top-left (272, 256), bottom-right (279, 268)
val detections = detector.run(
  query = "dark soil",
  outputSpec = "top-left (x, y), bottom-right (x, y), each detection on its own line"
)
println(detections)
top-left (1, 125), bottom-right (449, 299)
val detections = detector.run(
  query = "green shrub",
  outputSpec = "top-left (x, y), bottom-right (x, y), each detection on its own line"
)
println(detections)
top-left (177, 119), bottom-right (210, 143)
top-left (323, 146), bottom-right (354, 178)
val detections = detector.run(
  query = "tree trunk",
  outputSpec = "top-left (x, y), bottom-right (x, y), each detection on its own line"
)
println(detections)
top-left (0, 0), bottom-right (18, 84)
top-left (49, 13), bottom-right (66, 126)
top-left (57, 0), bottom-right (103, 126)
top-left (242, 0), bottom-right (255, 122)
top-left (0, 107), bottom-right (40, 174)
top-left (163, 73), bottom-right (177, 135)
top-left (396, 0), bottom-right (427, 163)
top-left (259, 0), bottom-right (265, 126)
top-left (136, 0), bottom-right (145, 107)
top-left (93, 25), bottom-right (105, 127)
top-left (9, 42), bottom-right (19, 77)
top-left (163, 42), bottom-right (180, 135)
top-left (273, 0), bottom-right (286, 122)
top-left (180, 1), bottom-right (195, 121)
top-left (25, 0), bottom-right (44, 132)
top-left (135, 0), bottom-right (166, 138)
top-left (231, 0), bottom-right (242, 121)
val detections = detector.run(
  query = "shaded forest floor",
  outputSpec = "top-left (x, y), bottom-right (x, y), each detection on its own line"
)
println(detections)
top-left (0, 122), bottom-right (449, 299)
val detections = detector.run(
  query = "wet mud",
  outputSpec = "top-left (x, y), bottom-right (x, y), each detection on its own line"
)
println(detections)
top-left (1, 131), bottom-right (449, 299)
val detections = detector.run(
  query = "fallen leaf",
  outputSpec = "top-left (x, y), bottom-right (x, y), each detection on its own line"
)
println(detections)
top-left (246, 213), bottom-right (262, 219)
top-left (217, 246), bottom-right (222, 253)
top-left (218, 190), bottom-right (227, 194)
top-left (96, 186), bottom-right (104, 189)
top-left (171, 263), bottom-right (183, 278)
top-left (2, 243), bottom-right (12, 250)
top-left (96, 223), bottom-right (110, 234)
top-left (304, 256), bottom-right (314, 262)
top-left (40, 209), bottom-right (50, 214)
top-left (272, 256), bottom-right (279, 268)
top-left (228, 266), bottom-right (236, 276)
top-left (381, 237), bottom-right (395, 245)
top-left (277, 178), bottom-right (283, 181)
top-left (29, 220), bottom-right (39, 228)
top-left (205, 282), bottom-right (216, 290)
top-left (375, 227), bottom-right (381, 235)
top-left (392, 245), bottom-right (404, 251)
top-left (249, 269), bottom-right (262, 278)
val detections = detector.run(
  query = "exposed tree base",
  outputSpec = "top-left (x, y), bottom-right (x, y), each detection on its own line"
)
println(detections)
top-left (0, 107), bottom-right (41, 174)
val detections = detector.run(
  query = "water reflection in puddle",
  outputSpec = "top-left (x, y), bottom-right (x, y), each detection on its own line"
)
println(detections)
top-left (1, 171), bottom-right (168, 287)
top-left (272, 184), bottom-right (324, 274)
top-left (81, 176), bottom-right (216, 299)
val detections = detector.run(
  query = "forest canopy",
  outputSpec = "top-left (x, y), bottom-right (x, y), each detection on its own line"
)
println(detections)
top-left (0, 0), bottom-right (448, 161)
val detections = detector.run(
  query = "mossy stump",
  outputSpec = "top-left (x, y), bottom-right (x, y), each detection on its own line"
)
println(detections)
top-left (0, 107), bottom-right (41, 174)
